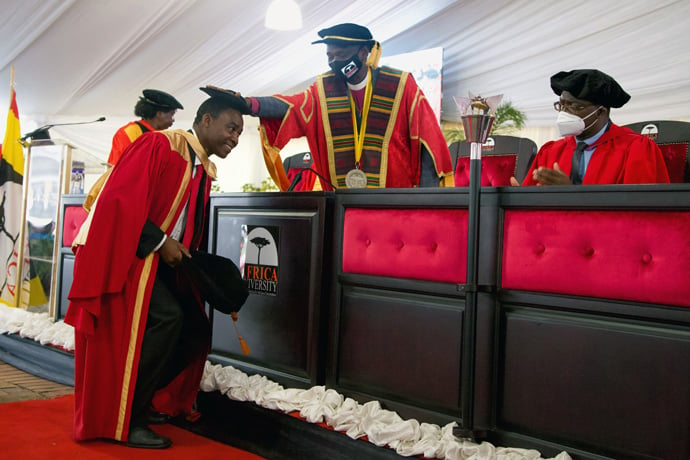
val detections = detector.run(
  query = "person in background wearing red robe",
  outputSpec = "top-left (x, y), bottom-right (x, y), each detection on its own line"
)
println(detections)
top-left (243, 23), bottom-right (454, 190)
top-left (83, 90), bottom-right (184, 213)
top-left (107, 89), bottom-right (184, 166)
top-left (511, 69), bottom-right (669, 186)
top-left (65, 87), bottom-right (250, 449)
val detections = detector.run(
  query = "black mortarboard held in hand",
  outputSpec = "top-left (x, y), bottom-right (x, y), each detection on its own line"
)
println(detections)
top-left (199, 85), bottom-right (252, 114)
top-left (550, 69), bottom-right (631, 108)
top-left (180, 250), bottom-right (249, 313)
top-left (180, 250), bottom-right (251, 354)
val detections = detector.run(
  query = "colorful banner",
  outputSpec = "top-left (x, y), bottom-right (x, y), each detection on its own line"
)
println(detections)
top-left (0, 79), bottom-right (26, 307)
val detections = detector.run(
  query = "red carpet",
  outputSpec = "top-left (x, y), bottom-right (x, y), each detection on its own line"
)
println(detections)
top-left (0, 395), bottom-right (265, 459)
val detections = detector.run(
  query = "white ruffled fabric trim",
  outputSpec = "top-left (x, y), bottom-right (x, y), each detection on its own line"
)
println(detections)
top-left (201, 361), bottom-right (572, 460)
top-left (0, 304), bottom-right (571, 460)
top-left (0, 304), bottom-right (75, 350)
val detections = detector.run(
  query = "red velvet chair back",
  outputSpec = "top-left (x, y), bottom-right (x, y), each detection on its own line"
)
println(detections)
top-left (283, 152), bottom-right (317, 191)
top-left (62, 205), bottom-right (87, 247)
top-left (623, 120), bottom-right (690, 183)
top-left (450, 135), bottom-right (537, 186)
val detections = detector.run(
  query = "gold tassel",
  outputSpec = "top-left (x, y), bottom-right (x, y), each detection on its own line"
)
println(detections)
top-left (366, 41), bottom-right (382, 69)
top-left (230, 312), bottom-right (251, 355)
top-left (239, 336), bottom-right (251, 356)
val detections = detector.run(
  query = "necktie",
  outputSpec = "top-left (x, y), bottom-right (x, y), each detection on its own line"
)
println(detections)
top-left (570, 141), bottom-right (587, 185)
top-left (191, 167), bottom-right (208, 249)
top-left (182, 164), bottom-right (207, 249)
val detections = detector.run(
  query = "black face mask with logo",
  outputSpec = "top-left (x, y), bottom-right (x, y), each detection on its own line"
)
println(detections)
top-left (329, 53), bottom-right (364, 83)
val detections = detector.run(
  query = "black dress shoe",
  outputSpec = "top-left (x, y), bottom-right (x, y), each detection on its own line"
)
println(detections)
top-left (126, 425), bottom-right (172, 449)
top-left (147, 411), bottom-right (171, 425)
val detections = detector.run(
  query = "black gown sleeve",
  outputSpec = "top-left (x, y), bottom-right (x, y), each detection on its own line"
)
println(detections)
top-left (419, 146), bottom-right (440, 187)
top-left (136, 220), bottom-right (166, 258)
top-left (252, 97), bottom-right (290, 118)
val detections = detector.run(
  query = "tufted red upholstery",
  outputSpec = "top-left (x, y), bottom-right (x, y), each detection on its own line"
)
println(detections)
top-left (454, 155), bottom-right (516, 186)
top-left (62, 205), bottom-right (87, 247)
top-left (450, 135), bottom-right (538, 186)
top-left (501, 209), bottom-right (690, 307)
top-left (342, 208), bottom-right (468, 283)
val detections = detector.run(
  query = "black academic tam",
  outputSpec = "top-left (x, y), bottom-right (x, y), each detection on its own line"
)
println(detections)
top-left (180, 250), bottom-right (249, 314)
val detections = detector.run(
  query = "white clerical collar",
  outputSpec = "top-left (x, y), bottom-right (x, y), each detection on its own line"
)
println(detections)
top-left (347, 69), bottom-right (370, 91)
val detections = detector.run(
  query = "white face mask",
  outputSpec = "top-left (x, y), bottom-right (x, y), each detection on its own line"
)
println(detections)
top-left (556, 106), bottom-right (602, 137)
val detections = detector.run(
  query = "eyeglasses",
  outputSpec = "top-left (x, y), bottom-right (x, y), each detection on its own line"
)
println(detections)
top-left (554, 101), bottom-right (591, 112)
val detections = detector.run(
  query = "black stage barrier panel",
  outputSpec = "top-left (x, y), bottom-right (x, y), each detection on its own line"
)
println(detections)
top-left (326, 185), bottom-right (690, 459)
top-left (51, 185), bottom-right (690, 460)
top-left (328, 188), bottom-right (500, 432)
top-left (491, 184), bottom-right (690, 460)
top-left (206, 192), bottom-right (334, 388)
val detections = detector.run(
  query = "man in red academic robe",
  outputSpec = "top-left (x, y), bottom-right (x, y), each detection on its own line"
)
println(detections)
top-left (244, 23), bottom-right (454, 190)
top-left (108, 89), bottom-right (184, 166)
top-left (65, 87), bottom-right (250, 449)
top-left (512, 69), bottom-right (669, 186)
top-left (83, 90), bottom-right (184, 213)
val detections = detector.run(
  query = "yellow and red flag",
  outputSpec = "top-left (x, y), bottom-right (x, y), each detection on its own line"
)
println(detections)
top-left (0, 73), bottom-right (27, 307)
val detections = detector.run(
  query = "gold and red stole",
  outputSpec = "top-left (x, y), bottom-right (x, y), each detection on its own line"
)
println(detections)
top-left (316, 66), bottom-right (407, 188)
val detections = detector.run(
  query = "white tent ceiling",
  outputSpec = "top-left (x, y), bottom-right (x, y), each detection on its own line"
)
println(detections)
top-left (1, 0), bottom-right (689, 189)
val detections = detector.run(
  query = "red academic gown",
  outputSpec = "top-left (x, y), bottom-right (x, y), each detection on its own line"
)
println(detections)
top-left (522, 123), bottom-right (670, 185)
top-left (107, 119), bottom-right (155, 166)
top-left (65, 129), bottom-right (215, 442)
top-left (259, 66), bottom-right (453, 190)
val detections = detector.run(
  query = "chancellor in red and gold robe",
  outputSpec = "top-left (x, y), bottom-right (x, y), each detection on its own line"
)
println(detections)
top-left (66, 129), bottom-right (214, 442)
top-left (522, 123), bottom-right (670, 185)
top-left (256, 66), bottom-right (454, 190)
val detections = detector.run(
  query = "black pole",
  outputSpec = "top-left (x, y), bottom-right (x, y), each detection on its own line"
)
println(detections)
top-left (456, 142), bottom-right (481, 440)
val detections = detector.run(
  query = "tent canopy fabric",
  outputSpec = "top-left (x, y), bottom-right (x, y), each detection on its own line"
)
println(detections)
top-left (1, 0), bottom-right (688, 188)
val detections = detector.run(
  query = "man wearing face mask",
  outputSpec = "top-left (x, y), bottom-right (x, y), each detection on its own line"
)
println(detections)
top-left (242, 23), bottom-right (454, 190)
top-left (512, 69), bottom-right (669, 186)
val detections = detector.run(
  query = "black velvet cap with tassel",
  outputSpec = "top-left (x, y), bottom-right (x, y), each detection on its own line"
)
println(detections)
top-left (180, 250), bottom-right (251, 355)
top-left (180, 250), bottom-right (249, 314)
